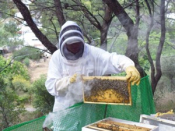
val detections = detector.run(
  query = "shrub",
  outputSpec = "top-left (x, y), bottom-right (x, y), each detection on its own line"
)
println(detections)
top-left (12, 75), bottom-right (31, 92)
top-left (23, 57), bottom-right (30, 67)
top-left (18, 94), bottom-right (31, 103)
top-left (31, 75), bottom-right (54, 114)
top-left (13, 47), bottom-right (42, 62)
top-left (0, 75), bottom-right (25, 129)
top-left (0, 56), bottom-right (30, 80)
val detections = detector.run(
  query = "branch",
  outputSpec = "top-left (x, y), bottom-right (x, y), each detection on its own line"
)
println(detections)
top-left (53, 0), bottom-right (66, 26)
top-left (155, 0), bottom-right (166, 81)
top-left (108, 28), bottom-right (122, 52)
top-left (166, 42), bottom-right (175, 49)
top-left (0, 11), bottom-right (25, 24)
top-left (24, 46), bottom-right (51, 54)
top-left (72, 0), bottom-right (102, 29)
top-left (103, 0), bottom-right (134, 37)
top-left (12, 0), bottom-right (57, 54)
top-left (0, 47), bottom-right (49, 73)
top-left (145, 0), bottom-right (155, 78)
top-left (135, 0), bottom-right (140, 25)
top-left (123, 0), bottom-right (137, 9)
top-left (49, 16), bottom-right (59, 40)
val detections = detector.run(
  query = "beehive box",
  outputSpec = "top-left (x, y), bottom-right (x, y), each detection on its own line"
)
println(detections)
top-left (82, 117), bottom-right (158, 131)
top-left (140, 114), bottom-right (175, 131)
top-left (82, 76), bottom-right (131, 105)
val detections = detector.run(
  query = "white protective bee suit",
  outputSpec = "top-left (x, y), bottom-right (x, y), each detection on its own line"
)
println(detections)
top-left (45, 21), bottom-right (137, 112)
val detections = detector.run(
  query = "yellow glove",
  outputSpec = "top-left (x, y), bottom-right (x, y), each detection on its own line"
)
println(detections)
top-left (125, 66), bottom-right (140, 85)
top-left (70, 74), bottom-right (77, 83)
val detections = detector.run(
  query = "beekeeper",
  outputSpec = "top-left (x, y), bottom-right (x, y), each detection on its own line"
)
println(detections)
top-left (45, 21), bottom-right (140, 112)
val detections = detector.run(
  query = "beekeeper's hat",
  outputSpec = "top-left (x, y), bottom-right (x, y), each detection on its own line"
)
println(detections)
top-left (59, 21), bottom-right (84, 60)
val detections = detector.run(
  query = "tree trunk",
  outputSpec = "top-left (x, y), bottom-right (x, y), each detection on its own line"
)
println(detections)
top-left (13, 0), bottom-right (57, 54)
top-left (152, 0), bottom-right (166, 95)
top-left (103, 0), bottom-right (146, 77)
top-left (53, 0), bottom-right (66, 26)
top-left (100, 5), bottom-right (113, 50)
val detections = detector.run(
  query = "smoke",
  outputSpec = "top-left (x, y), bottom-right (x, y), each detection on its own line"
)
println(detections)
top-left (42, 75), bottom-right (85, 129)
top-left (83, 79), bottom-right (94, 97)
top-left (42, 112), bottom-right (54, 128)
top-left (63, 74), bottom-right (84, 107)
top-left (62, 56), bottom-right (98, 107)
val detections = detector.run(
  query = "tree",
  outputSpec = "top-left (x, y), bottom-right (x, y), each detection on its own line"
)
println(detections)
top-left (144, 0), bottom-right (166, 94)
top-left (0, 56), bottom-right (30, 129)
top-left (0, 76), bottom-right (24, 130)
top-left (13, 0), bottom-right (114, 51)
top-left (102, 0), bottom-right (169, 95)
top-left (67, 0), bottom-right (114, 50)
top-left (0, 21), bottom-right (23, 52)
top-left (161, 56), bottom-right (175, 90)
top-left (13, 0), bottom-right (57, 54)
top-left (102, 0), bottom-right (145, 77)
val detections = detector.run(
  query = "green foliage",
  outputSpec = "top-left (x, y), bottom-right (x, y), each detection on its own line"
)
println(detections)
top-left (0, 56), bottom-right (30, 80)
top-left (31, 75), bottom-right (54, 114)
top-left (0, 75), bottom-right (25, 130)
top-left (18, 94), bottom-right (31, 103)
top-left (0, 21), bottom-right (22, 50)
top-left (4, 22), bottom-right (19, 36)
top-left (137, 31), bottom-right (160, 73)
top-left (82, 0), bottom-right (91, 9)
top-left (167, 23), bottom-right (175, 40)
top-left (13, 47), bottom-right (42, 61)
top-left (12, 75), bottom-right (31, 92)
top-left (33, 0), bottom-right (103, 45)
top-left (11, 61), bottom-right (30, 80)
top-left (138, 29), bottom-right (175, 73)
top-left (107, 32), bottom-right (127, 54)
top-left (30, 0), bottom-right (59, 45)
top-left (138, 53), bottom-right (150, 73)
top-left (161, 56), bottom-right (175, 79)
top-left (0, 56), bottom-right (32, 129)
top-left (0, 1), bottom-right (16, 18)
top-left (40, 12), bottom-right (59, 44)
top-left (162, 33), bottom-right (175, 56)
top-left (23, 57), bottom-right (30, 67)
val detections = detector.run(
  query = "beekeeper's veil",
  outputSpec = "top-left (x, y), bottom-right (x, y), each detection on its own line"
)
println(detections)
top-left (58, 21), bottom-right (84, 60)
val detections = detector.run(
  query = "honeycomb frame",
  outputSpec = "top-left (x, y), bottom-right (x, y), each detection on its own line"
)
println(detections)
top-left (82, 76), bottom-right (132, 105)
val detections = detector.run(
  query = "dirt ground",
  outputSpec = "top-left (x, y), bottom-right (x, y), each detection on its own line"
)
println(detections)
top-left (28, 56), bottom-right (51, 82)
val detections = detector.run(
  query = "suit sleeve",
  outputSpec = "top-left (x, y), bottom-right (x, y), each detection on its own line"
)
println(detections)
top-left (45, 51), bottom-right (70, 96)
top-left (91, 47), bottom-right (134, 75)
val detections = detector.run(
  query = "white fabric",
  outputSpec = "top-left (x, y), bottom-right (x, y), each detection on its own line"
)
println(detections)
top-left (45, 44), bottom-right (134, 112)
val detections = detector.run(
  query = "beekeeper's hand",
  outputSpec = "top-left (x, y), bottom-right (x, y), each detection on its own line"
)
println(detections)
top-left (70, 74), bottom-right (77, 83)
top-left (55, 76), bottom-right (71, 93)
top-left (55, 74), bottom-right (83, 93)
top-left (125, 66), bottom-right (140, 86)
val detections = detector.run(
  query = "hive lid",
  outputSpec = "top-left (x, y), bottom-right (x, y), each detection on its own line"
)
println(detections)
top-left (82, 76), bottom-right (132, 105)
